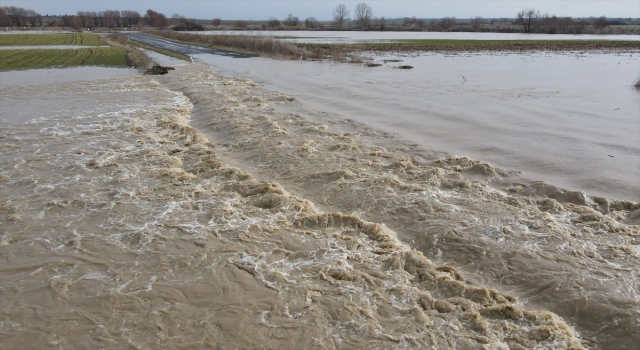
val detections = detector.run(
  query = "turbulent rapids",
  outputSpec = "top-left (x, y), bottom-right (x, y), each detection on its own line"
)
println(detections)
top-left (0, 63), bottom-right (638, 349)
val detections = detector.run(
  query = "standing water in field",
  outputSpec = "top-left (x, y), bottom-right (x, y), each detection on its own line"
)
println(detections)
top-left (0, 57), bottom-right (638, 349)
top-left (194, 51), bottom-right (640, 202)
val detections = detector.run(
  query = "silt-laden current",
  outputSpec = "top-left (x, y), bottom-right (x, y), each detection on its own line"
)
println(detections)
top-left (0, 62), bottom-right (638, 349)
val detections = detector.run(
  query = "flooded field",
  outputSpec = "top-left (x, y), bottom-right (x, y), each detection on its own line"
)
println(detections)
top-left (1, 51), bottom-right (639, 349)
top-left (195, 51), bottom-right (640, 202)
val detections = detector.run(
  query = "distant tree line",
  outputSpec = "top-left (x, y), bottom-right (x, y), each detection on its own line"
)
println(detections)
top-left (0, 4), bottom-right (630, 34)
top-left (71, 10), bottom-right (144, 29)
top-left (1, 6), bottom-right (42, 27)
top-left (516, 8), bottom-right (611, 34)
top-left (257, 3), bottom-right (621, 33)
top-left (0, 6), bottom-right (171, 29)
top-left (64, 9), bottom-right (168, 29)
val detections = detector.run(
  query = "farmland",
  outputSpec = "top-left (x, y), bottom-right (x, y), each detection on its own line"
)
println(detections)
top-left (0, 33), bottom-right (107, 46)
top-left (0, 48), bottom-right (128, 70)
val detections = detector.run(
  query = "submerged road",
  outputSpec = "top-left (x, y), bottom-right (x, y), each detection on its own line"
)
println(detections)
top-left (121, 33), bottom-right (255, 58)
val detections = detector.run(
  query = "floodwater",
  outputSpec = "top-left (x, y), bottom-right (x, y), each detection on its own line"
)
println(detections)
top-left (1, 54), bottom-right (639, 349)
top-left (0, 67), bottom-right (139, 126)
top-left (196, 30), bottom-right (640, 43)
top-left (193, 51), bottom-right (640, 202)
top-left (0, 66), bottom-right (137, 88)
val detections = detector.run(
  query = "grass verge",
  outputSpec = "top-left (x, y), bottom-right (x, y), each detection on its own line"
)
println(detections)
top-left (0, 33), bottom-right (107, 46)
top-left (145, 30), bottom-right (367, 62)
top-left (104, 34), bottom-right (157, 71)
top-left (0, 48), bottom-right (128, 71)
top-left (147, 30), bottom-right (304, 58)
top-left (117, 36), bottom-right (191, 62)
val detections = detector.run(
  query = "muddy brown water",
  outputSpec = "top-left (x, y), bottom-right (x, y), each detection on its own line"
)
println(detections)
top-left (0, 63), bottom-right (638, 349)
top-left (194, 51), bottom-right (640, 202)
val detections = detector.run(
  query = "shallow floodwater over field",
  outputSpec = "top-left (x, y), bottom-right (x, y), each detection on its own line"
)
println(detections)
top-left (194, 51), bottom-right (640, 202)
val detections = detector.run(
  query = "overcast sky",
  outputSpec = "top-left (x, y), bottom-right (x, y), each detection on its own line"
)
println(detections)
top-left (4, 1), bottom-right (639, 20)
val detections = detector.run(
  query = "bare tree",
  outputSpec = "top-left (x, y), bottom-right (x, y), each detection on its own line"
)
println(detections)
top-left (212, 18), bottom-right (221, 26)
top-left (5, 6), bottom-right (28, 26)
top-left (25, 9), bottom-right (35, 26)
top-left (354, 3), bottom-right (372, 29)
top-left (122, 10), bottom-right (141, 27)
top-left (145, 9), bottom-right (168, 28)
top-left (403, 17), bottom-right (416, 27)
top-left (267, 17), bottom-right (280, 29)
top-left (556, 16), bottom-right (574, 33)
top-left (593, 16), bottom-right (610, 31)
top-left (77, 11), bottom-right (89, 27)
top-left (333, 4), bottom-right (349, 28)
top-left (234, 20), bottom-right (247, 29)
top-left (538, 15), bottom-right (573, 34)
top-left (0, 8), bottom-right (10, 27)
top-left (538, 15), bottom-right (575, 34)
top-left (570, 19), bottom-right (588, 34)
top-left (171, 13), bottom-right (187, 25)
top-left (438, 17), bottom-right (456, 30)
top-left (62, 15), bottom-right (79, 29)
top-left (103, 10), bottom-right (120, 28)
top-left (283, 14), bottom-right (299, 28)
top-left (305, 17), bottom-right (318, 29)
top-left (470, 16), bottom-right (484, 30)
top-left (90, 11), bottom-right (102, 27)
top-left (104, 10), bottom-right (121, 27)
top-left (517, 8), bottom-right (540, 33)
top-left (373, 16), bottom-right (385, 31)
top-left (403, 17), bottom-right (425, 30)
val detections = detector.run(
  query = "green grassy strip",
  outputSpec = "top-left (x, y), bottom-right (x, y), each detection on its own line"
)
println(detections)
top-left (0, 50), bottom-right (74, 70)
top-left (0, 48), bottom-right (128, 71)
top-left (296, 39), bottom-right (640, 53)
top-left (60, 49), bottom-right (91, 67)
top-left (0, 34), bottom-right (107, 46)
top-left (126, 40), bottom-right (191, 61)
top-left (81, 47), bottom-right (128, 66)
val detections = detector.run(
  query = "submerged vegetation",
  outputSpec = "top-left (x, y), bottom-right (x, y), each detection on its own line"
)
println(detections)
top-left (0, 47), bottom-right (127, 71)
top-left (297, 39), bottom-right (640, 54)
top-left (0, 33), bottom-right (107, 46)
